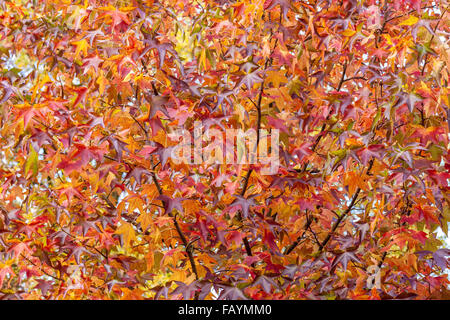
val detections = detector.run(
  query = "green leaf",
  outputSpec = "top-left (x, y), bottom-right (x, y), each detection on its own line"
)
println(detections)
top-left (330, 149), bottom-right (347, 159)
top-left (25, 146), bottom-right (39, 177)
top-left (428, 144), bottom-right (443, 161)
top-left (346, 120), bottom-right (355, 131)
top-left (371, 109), bottom-right (381, 132)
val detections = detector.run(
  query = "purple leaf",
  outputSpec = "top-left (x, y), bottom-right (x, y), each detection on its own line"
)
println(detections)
top-left (236, 70), bottom-right (263, 90)
top-left (34, 280), bottom-right (53, 296)
top-left (432, 249), bottom-right (450, 270)
top-left (230, 194), bottom-right (257, 219)
top-left (157, 195), bottom-right (185, 214)
top-left (218, 286), bottom-right (248, 300)
top-left (331, 251), bottom-right (361, 271)
top-left (253, 275), bottom-right (279, 294)
top-left (172, 281), bottom-right (200, 299)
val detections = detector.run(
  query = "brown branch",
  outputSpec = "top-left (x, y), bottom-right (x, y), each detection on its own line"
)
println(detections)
top-left (240, 169), bottom-right (253, 198)
top-left (150, 160), bottom-right (164, 196)
top-left (342, 76), bottom-right (367, 83)
top-left (144, 87), bottom-right (200, 297)
top-left (284, 212), bottom-right (313, 255)
top-left (129, 112), bottom-right (149, 138)
top-left (236, 50), bottom-right (272, 257)
top-left (20, 254), bottom-right (63, 282)
top-left (318, 158), bottom-right (375, 253)
top-left (232, 0), bottom-right (285, 260)
top-left (318, 187), bottom-right (361, 253)
top-left (384, 5), bottom-right (439, 24)
top-left (301, 62), bottom-right (348, 172)
top-left (100, 98), bottom-right (148, 140)
top-left (172, 213), bottom-right (199, 281)
top-left (336, 61), bottom-right (348, 92)
top-left (56, 223), bottom-right (108, 260)
top-left (102, 85), bottom-right (200, 296)
top-left (378, 251), bottom-right (387, 268)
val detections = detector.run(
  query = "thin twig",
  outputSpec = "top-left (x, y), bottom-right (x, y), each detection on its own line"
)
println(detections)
top-left (318, 159), bottom-right (374, 253)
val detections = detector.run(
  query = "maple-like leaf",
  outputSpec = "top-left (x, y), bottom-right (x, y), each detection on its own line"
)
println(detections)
top-left (265, 0), bottom-right (297, 20)
top-left (34, 280), bottom-right (53, 296)
top-left (64, 244), bottom-right (90, 264)
top-left (253, 275), bottom-right (279, 294)
top-left (142, 37), bottom-right (176, 69)
top-left (229, 195), bottom-right (257, 219)
top-left (0, 80), bottom-right (16, 104)
top-left (171, 281), bottom-right (200, 299)
top-left (157, 195), bottom-right (185, 215)
top-left (432, 249), bottom-right (450, 270)
top-left (236, 70), bottom-right (263, 90)
top-left (218, 286), bottom-right (248, 300)
top-left (115, 222), bottom-right (137, 248)
top-left (82, 55), bottom-right (103, 74)
top-left (331, 251), bottom-right (361, 272)
top-left (0, 0), bottom-right (448, 301)
top-left (357, 144), bottom-right (384, 166)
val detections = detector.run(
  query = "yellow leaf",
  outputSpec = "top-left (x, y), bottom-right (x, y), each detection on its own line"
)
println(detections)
top-left (383, 34), bottom-right (393, 46)
top-left (115, 222), bottom-right (136, 248)
top-left (262, 37), bottom-right (271, 59)
top-left (127, 196), bottom-right (144, 215)
top-left (170, 268), bottom-right (187, 282)
top-left (24, 145), bottom-right (39, 177)
top-left (265, 87), bottom-right (293, 111)
top-left (123, 70), bottom-right (135, 82)
top-left (116, 200), bottom-right (126, 215)
top-left (96, 70), bottom-right (107, 95)
top-left (141, 184), bottom-right (158, 201)
top-left (344, 138), bottom-right (363, 148)
top-left (88, 172), bottom-right (100, 194)
top-left (399, 16), bottom-right (419, 26)
top-left (120, 287), bottom-right (144, 300)
top-left (136, 212), bottom-right (153, 232)
top-left (91, 276), bottom-right (104, 287)
top-left (199, 48), bottom-right (207, 71)
top-left (31, 73), bottom-right (52, 102)
top-left (266, 70), bottom-right (288, 88)
top-left (342, 29), bottom-right (356, 37)
top-left (145, 249), bottom-right (154, 271)
top-left (407, 253), bottom-right (418, 272)
top-left (72, 39), bottom-right (89, 58)
top-left (15, 49), bottom-right (31, 69)
top-left (155, 69), bottom-right (170, 87)
top-left (443, 205), bottom-right (450, 220)
top-left (119, 6), bottom-right (136, 12)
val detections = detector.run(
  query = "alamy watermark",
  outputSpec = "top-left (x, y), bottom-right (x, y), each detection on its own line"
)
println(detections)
top-left (366, 265), bottom-right (382, 290)
top-left (168, 121), bottom-right (280, 175)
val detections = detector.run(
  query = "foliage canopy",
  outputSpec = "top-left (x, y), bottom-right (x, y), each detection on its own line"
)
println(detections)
top-left (0, 0), bottom-right (449, 299)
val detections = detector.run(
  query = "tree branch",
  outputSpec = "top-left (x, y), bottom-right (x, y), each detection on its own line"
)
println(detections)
top-left (318, 158), bottom-right (374, 253)
top-left (284, 212), bottom-right (313, 255)
top-left (301, 61), bottom-right (348, 173)
top-left (145, 89), bottom-right (200, 296)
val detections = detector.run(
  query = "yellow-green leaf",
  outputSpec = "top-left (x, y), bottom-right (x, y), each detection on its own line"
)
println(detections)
top-left (24, 146), bottom-right (39, 177)
top-left (399, 16), bottom-right (419, 26)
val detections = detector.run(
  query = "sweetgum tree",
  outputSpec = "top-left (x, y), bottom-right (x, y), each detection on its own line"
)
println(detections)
top-left (0, 0), bottom-right (449, 299)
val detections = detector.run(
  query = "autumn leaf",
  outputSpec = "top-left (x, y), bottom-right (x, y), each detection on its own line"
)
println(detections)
top-left (399, 16), bottom-right (419, 26)
top-left (115, 222), bottom-right (137, 248)
top-left (24, 145), bottom-right (39, 177)
top-left (71, 39), bottom-right (89, 59)
top-left (0, 0), bottom-right (448, 301)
